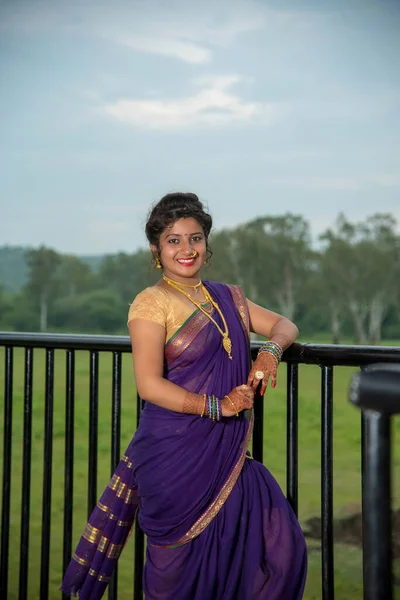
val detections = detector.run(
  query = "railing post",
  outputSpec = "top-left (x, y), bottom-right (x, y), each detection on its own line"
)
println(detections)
top-left (0, 347), bottom-right (13, 599)
top-left (286, 363), bottom-right (299, 516)
top-left (350, 364), bottom-right (400, 600)
top-left (321, 365), bottom-right (334, 600)
top-left (19, 347), bottom-right (34, 600)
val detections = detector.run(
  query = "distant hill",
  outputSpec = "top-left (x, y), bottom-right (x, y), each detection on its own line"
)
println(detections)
top-left (0, 246), bottom-right (105, 293)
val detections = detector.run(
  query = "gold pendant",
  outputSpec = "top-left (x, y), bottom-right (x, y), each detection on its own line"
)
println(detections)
top-left (222, 335), bottom-right (233, 360)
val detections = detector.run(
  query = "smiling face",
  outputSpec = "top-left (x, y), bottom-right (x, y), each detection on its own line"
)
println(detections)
top-left (152, 217), bottom-right (207, 283)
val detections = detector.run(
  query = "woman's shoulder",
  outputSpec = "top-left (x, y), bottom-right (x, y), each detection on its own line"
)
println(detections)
top-left (133, 285), bottom-right (169, 303)
top-left (127, 286), bottom-right (169, 325)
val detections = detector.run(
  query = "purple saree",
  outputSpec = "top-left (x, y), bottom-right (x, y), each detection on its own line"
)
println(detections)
top-left (61, 282), bottom-right (307, 599)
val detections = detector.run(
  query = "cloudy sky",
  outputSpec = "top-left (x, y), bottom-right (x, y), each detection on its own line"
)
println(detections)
top-left (1, 0), bottom-right (399, 254)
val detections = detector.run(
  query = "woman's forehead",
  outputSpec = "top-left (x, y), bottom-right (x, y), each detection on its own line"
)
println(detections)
top-left (162, 217), bottom-right (203, 236)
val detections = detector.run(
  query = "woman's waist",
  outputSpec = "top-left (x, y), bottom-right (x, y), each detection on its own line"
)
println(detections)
top-left (131, 411), bottom-right (248, 479)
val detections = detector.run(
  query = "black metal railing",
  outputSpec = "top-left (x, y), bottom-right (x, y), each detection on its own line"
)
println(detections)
top-left (349, 363), bottom-right (400, 600)
top-left (1, 332), bottom-right (400, 600)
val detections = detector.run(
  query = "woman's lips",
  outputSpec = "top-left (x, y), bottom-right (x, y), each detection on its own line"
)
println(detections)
top-left (177, 257), bottom-right (197, 266)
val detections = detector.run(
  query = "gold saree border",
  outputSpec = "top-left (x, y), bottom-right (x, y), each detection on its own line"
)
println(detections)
top-left (164, 309), bottom-right (211, 363)
top-left (228, 284), bottom-right (250, 339)
top-left (151, 409), bottom-right (254, 548)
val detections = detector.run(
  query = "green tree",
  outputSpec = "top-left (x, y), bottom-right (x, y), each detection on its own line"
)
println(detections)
top-left (53, 290), bottom-right (124, 333)
top-left (98, 250), bottom-right (158, 304)
top-left (0, 285), bottom-right (13, 329)
top-left (320, 213), bottom-right (399, 344)
top-left (57, 255), bottom-right (95, 297)
top-left (207, 230), bottom-right (246, 287)
top-left (234, 214), bottom-right (313, 320)
top-left (358, 213), bottom-right (399, 344)
top-left (25, 246), bottom-right (61, 331)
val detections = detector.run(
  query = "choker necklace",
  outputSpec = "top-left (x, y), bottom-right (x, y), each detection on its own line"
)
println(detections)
top-left (162, 275), bottom-right (232, 360)
top-left (163, 274), bottom-right (202, 292)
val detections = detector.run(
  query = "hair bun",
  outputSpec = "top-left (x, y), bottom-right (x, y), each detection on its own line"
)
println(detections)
top-left (145, 192), bottom-right (212, 247)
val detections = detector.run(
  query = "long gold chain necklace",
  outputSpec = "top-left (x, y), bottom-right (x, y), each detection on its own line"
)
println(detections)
top-left (162, 275), bottom-right (233, 359)
top-left (163, 274), bottom-right (213, 314)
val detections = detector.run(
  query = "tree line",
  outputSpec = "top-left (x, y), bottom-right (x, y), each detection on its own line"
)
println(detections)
top-left (0, 212), bottom-right (399, 344)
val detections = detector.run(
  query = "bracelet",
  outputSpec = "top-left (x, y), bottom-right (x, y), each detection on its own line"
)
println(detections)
top-left (200, 394), bottom-right (207, 417)
top-left (208, 395), bottom-right (213, 419)
top-left (258, 341), bottom-right (283, 363)
top-left (225, 395), bottom-right (239, 417)
top-left (207, 395), bottom-right (221, 422)
top-left (259, 349), bottom-right (279, 364)
top-left (216, 396), bottom-right (221, 421)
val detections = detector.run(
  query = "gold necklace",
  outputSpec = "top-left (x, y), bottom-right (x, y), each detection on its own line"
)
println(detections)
top-left (163, 274), bottom-right (213, 314)
top-left (162, 276), bottom-right (233, 359)
top-left (163, 274), bottom-right (202, 292)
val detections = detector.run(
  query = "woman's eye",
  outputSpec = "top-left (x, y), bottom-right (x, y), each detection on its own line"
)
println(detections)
top-left (192, 236), bottom-right (203, 243)
top-left (168, 238), bottom-right (179, 244)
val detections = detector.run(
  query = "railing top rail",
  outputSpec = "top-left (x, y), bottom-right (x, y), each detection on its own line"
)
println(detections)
top-left (0, 331), bottom-right (131, 352)
top-left (285, 342), bottom-right (400, 366)
top-left (0, 332), bottom-right (399, 366)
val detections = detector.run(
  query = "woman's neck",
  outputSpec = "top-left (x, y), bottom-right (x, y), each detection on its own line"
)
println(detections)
top-left (162, 271), bottom-right (201, 288)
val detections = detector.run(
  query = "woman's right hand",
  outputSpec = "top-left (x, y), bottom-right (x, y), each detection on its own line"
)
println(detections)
top-left (221, 385), bottom-right (255, 417)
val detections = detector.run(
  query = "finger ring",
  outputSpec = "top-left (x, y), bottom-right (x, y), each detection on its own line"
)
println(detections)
top-left (255, 371), bottom-right (265, 380)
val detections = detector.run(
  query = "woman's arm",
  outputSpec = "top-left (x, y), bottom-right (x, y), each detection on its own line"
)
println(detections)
top-left (128, 318), bottom-right (254, 415)
top-left (128, 318), bottom-right (189, 411)
top-left (247, 299), bottom-right (299, 348)
top-left (246, 299), bottom-right (299, 394)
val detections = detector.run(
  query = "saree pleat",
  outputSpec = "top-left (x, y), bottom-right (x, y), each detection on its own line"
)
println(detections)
top-left (60, 446), bottom-right (139, 598)
top-left (61, 282), bottom-right (307, 599)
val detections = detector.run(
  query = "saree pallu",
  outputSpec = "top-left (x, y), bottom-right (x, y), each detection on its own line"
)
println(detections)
top-left (61, 282), bottom-right (307, 599)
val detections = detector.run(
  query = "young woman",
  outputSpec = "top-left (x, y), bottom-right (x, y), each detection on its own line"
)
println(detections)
top-left (61, 193), bottom-right (307, 599)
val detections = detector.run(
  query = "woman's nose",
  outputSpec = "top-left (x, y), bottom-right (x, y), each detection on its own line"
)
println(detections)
top-left (182, 239), bottom-right (193, 254)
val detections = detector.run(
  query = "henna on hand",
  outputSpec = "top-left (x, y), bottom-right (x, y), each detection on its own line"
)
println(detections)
top-left (221, 385), bottom-right (254, 417)
top-left (247, 352), bottom-right (279, 395)
top-left (183, 391), bottom-right (205, 415)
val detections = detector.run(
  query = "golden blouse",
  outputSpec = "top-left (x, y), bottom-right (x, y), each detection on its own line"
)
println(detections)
top-left (127, 286), bottom-right (199, 343)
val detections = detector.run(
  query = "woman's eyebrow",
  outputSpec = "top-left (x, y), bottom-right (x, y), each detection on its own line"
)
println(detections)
top-left (165, 231), bottom-right (203, 238)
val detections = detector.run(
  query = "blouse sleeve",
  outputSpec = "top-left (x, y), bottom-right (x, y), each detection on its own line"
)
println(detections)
top-left (127, 288), bottom-right (167, 327)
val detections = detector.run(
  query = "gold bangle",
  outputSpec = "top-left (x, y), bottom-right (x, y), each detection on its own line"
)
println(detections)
top-left (225, 395), bottom-right (239, 417)
top-left (200, 394), bottom-right (207, 418)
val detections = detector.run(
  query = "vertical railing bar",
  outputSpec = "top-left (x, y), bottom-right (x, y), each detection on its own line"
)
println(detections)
top-left (110, 352), bottom-right (122, 472)
top-left (18, 347), bottom-right (34, 600)
top-left (286, 362), bottom-right (299, 515)
top-left (108, 352), bottom-right (122, 600)
top-left (0, 346), bottom-right (13, 599)
top-left (361, 410), bottom-right (392, 600)
top-left (361, 410), bottom-right (367, 593)
top-left (359, 365), bottom-right (368, 597)
top-left (62, 350), bottom-right (75, 600)
top-left (40, 349), bottom-right (55, 600)
top-left (88, 351), bottom-right (99, 518)
top-left (321, 365), bottom-right (334, 600)
top-left (134, 392), bottom-right (144, 600)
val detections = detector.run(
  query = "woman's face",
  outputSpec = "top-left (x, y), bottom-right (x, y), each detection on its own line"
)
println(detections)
top-left (152, 217), bottom-right (207, 282)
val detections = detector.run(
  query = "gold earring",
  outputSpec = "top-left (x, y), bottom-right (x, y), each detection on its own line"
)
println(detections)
top-left (155, 256), bottom-right (162, 269)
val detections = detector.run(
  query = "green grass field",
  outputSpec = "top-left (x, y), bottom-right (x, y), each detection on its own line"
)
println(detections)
top-left (0, 345), bottom-right (399, 599)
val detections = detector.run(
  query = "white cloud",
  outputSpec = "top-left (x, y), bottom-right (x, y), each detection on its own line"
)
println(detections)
top-left (116, 34), bottom-right (211, 64)
top-left (99, 75), bottom-right (279, 130)
top-left (1, 0), bottom-right (267, 64)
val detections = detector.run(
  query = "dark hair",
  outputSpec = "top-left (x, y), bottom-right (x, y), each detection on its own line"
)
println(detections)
top-left (145, 192), bottom-right (213, 253)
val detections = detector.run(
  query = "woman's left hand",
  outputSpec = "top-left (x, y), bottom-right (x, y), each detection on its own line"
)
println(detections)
top-left (247, 352), bottom-right (278, 395)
